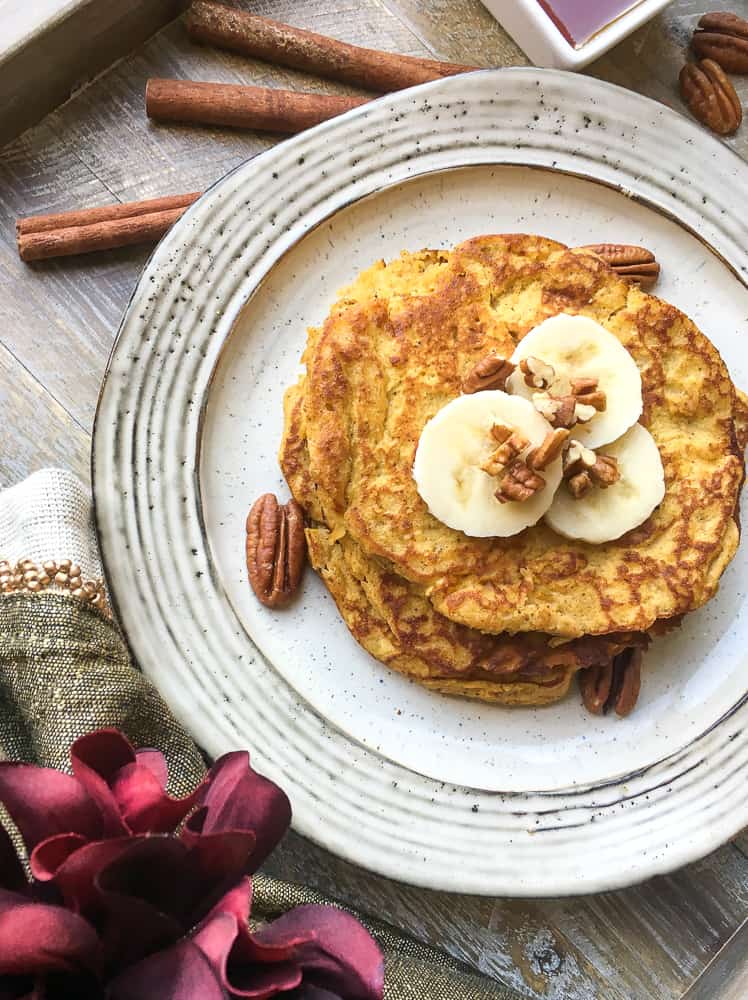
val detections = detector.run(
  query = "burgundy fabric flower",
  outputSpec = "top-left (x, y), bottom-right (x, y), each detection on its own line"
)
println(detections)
top-left (0, 730), bottom-right (383, 1000)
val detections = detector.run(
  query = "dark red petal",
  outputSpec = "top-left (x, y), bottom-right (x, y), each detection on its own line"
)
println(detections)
top-left (109, 763), bottom-right (201, 835)
top-left (95, 836), bottom-right (193, 921)
top-left (183, 831), bottom-right (257, 923)
top-left (71, 730), bottom-right (136, 781)
top-left (249, 906), bottom-right (384, 1000)
top-left (31, 837), bottom-right (136, 912)
top-left (191, 911), bottom-right (238, 973)
top-left (225, 963), bottom-right (302, 999)
top-left (191, 909), bottom-right (301, 1000)
top-left (0, 764), bottom-right (104, 850)
top-left (134, 749), bottom-right (169, 788)
top-left (108, 939), bottom-right (225, 1000)
top-left (94, 839), bottom-right (194, 970)
top-left (187, 880), bottom-right (251, 987)
top-left (204, 877), bottom-right (252, 926)
top-left (30, 834), bottom-right (88, 882)
top-left (97, 891), bottom-right (184, 973)
top-left (185, 752), bottom-right (290, 872)
top-left (0, 824), bottom-right (27, 893)
top-left (70, 733), bottom-right (132, 839)
top-left (0, 890), bottom-right (99, 976)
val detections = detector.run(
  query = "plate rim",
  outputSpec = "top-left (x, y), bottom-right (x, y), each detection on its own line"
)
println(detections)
top-left (93, 66), bottom-right (748, 895)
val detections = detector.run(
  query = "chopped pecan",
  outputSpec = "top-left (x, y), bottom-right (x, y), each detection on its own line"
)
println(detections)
top-left (571, 376), bottom-right (607, 412)
top-left (568, 470), bottom-right (593, 498)
top-left (680, 59), bottom-right (742, 136)
top-left (574, 401), bottom-right (597, 424)
top-left (462, 354), bottom-right (515, 393)
top-left (577, 244), bottom-right (660, 289)
top-left (481, 425), bottom-right (529, 477)
top-left (580, 647), bottom-right (643, 717)
top-left (693, 12), bottom-right (748, 73)
top-left (564, 441), bottom-right (619, 496)
top-left (490, 422), bottom-right (513, 443)
top-left (589, 453), bottom-right (620, 488)
top-left (246, 493), bottom-right (306, 608)
top-left (495, 459), bottom-right (545, 503)
top-left (519, 356), bottom-right (555, 390)
top-left (564, 439), bottom-right (596, 477)
top-left (527, 428), bottom-right (570, 470)
top-left (533, 392), bottom-right (577, 429)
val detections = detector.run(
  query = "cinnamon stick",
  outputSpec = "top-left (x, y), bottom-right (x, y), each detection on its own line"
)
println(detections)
top-left (16, 192), bottom-right (200, 237)
top-left (146, 79), bottom-right (369, 131)
top-left (17, 193), bottom-right (201, 262)
top-left (185, 0), bottom-right (478, 93)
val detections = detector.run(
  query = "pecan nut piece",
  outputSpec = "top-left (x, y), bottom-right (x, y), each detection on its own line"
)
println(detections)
top-left (481, 424), bottom-right (529, 476)
top-left (495, 459), bottom-right (545, 503)
top-left (526, 428), bottom-right (570, 470)
top-left (246, 493), bottom-right (306, 608)
top-left (578, 661), bottom-right (613, 714)
top-left (564, 439), bottom-right (596, 477)
top-left (679, 59), bottom-right (742, 136)
top-left (577, 244), bottom-right (660, 289)
top-left (462, 354), bottom-right (515, 393)
top-left (519, 356), bottom-right (555, 389)
top-left (570, 377), bottom-right (607, 412)
top-left (579, 646), bottom-right (643, 717)
top-left (589, 453), bottom-right (620, 488)
top-left (567, 471), bottom-right (592, 498)
top-left (533, 392), bottom-right (577, 429)
top-left (693, 12), bottom-right (748, 74)
top-left (563, 441), bottom-right (619, 496)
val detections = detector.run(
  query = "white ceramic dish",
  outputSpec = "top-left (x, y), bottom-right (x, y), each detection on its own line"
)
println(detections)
top-left (94, 68), bottom-right (748, 896)
top-left (481, 0), bottom-right (674, 69)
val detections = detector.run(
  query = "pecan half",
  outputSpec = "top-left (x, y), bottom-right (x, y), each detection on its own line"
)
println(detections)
top-left (246, 493), bottom-right (306, 608)
top-left (578, 661), bottom-right (613, 714)
top-left (693, 12), bottom-right (748, 73)
top-left (577, 244), bottom-right (660, 289)
top-left (579, 646), bottom-right (643, 717)
top-left (495, 459), bottom-right (545, 503)
top-left (519, 356), bottom-right (555, 390)
top-left (527, 428), bottom-right (570, 470)
top-left (462, 354), bottom-right (515, 393)
top-left (680, 59), bottom-right (742, 136)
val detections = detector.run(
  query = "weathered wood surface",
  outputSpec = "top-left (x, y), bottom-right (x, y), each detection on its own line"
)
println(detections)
top-left (2, 2), bottom-right (748, 996)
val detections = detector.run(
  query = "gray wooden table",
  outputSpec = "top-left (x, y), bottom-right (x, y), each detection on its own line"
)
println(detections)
top-left (2, 2), bottom-right (748, 997)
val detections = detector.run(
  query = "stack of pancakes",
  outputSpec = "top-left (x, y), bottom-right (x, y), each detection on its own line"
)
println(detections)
top-left (280, 235), bottom-right (747, 706)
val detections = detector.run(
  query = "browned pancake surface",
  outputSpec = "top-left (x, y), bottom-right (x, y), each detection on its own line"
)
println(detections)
top-left (288, 235), bottom-right (743, 638)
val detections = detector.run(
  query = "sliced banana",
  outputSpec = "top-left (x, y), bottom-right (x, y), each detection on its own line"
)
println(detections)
top-left (507, 313), bottom-right (642, 449)
top-left (413, 391), bottom-right (563, 538)
top-left (544, 423), bottom-right (665, 544)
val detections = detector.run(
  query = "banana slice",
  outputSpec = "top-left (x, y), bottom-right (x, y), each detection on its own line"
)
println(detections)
top-left (544, 423), bottom-right (665, 544)
top-left (507, 313), bottom-right (642, 449)
top-left (413, 391), bottom-right (563, 538)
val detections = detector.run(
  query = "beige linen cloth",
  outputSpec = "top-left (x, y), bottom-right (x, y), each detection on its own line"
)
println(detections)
top-left (0, 468), bottom-right (521, 1000)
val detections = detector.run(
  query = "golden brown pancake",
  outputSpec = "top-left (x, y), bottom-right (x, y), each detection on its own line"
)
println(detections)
top-left (286, 235), bottom-right (744, 640)
top-left (282, 373), bottom-right (644, 706)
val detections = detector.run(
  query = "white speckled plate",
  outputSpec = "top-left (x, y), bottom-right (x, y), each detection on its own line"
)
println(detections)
top-left (94, 69), bottom-right (748, 895)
